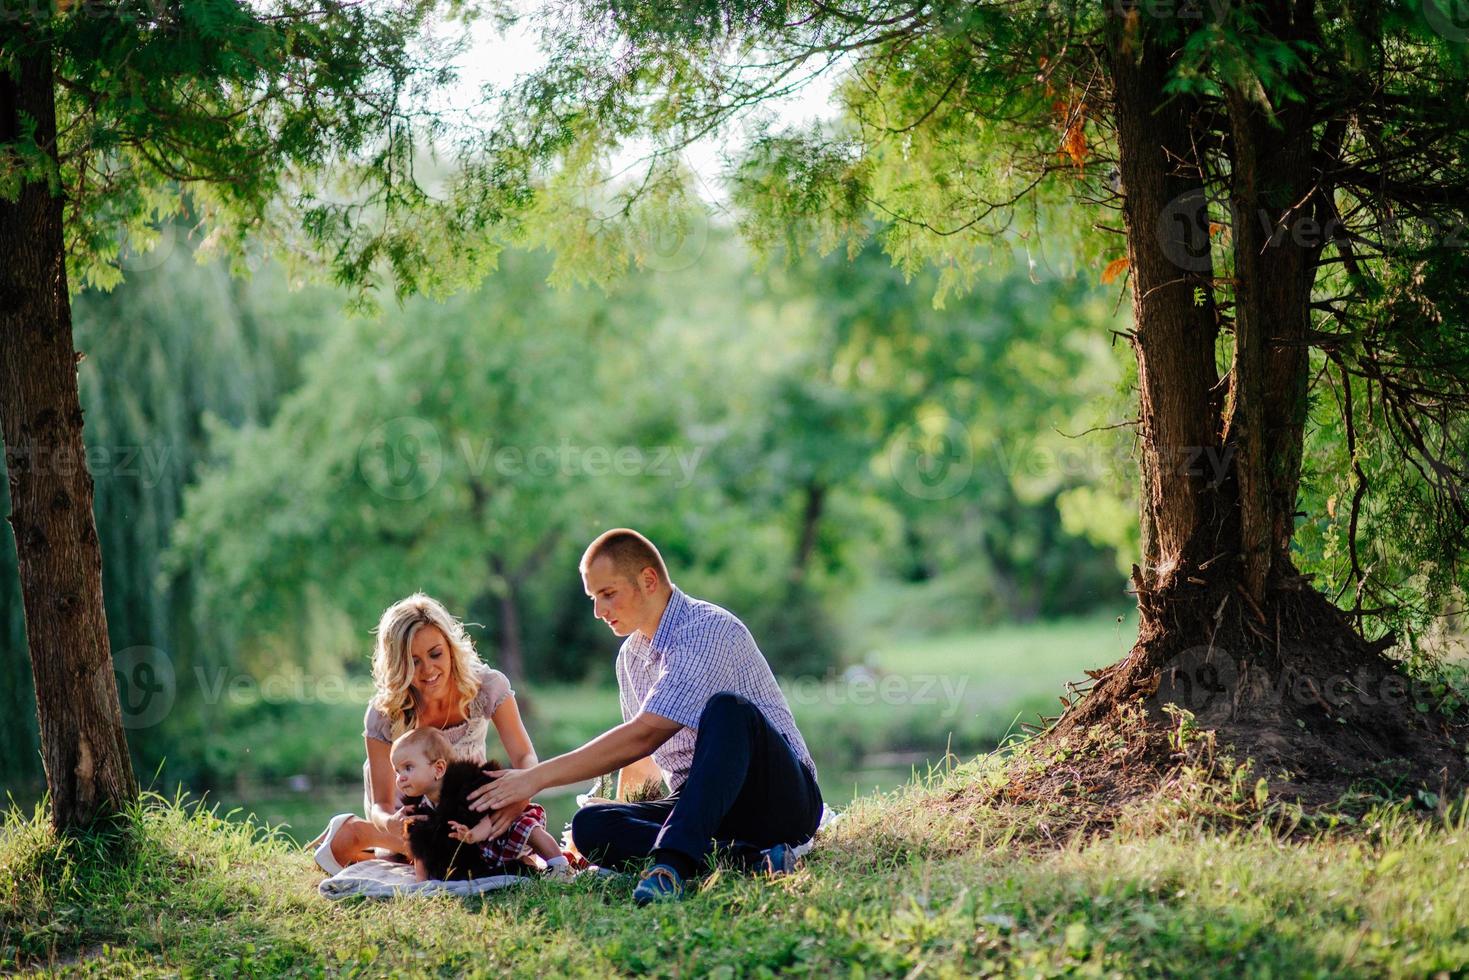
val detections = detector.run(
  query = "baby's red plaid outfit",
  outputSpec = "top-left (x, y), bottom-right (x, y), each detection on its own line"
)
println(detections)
top-left (479, 802), bottom-right (547, 865)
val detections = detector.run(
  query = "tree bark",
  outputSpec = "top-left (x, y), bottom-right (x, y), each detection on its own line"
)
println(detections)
top-left (0, 38), bottom-right (137, 830)
top-left (1107, 7), bottom-right (1224, 600)
top-left (1224, 84), bottom-right (1317, 602)
top-left (1221, 1), bottom-right (1322, 601)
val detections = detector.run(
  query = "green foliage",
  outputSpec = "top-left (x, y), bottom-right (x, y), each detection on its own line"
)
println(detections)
top-left (1165, 7), bottom-right (1316, 114)
top-left (476, 0), bottom-right (1469, 650)
top-left (166, 231), bottom-right (1131, 691)
top-left (4, 0), bottom-right (524, 305)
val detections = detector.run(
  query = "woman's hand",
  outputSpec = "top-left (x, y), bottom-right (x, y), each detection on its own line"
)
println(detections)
top-left (385, 805), bottom-right (424, 840)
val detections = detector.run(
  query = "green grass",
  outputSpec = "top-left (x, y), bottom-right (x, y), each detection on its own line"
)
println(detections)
top-left (4, 746), bottom-right (1467, 977)
top-left (865, 611), bottom-right (1138, 692)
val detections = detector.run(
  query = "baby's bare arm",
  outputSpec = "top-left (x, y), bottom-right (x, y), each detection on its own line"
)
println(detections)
top-left (447, 816), bottom-right (494, 843)
top-left (526, 825), bottom-right (562, 861)
top-left (413, 858), bottom-right (429, 882)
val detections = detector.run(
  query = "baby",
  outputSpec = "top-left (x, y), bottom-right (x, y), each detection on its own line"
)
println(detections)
top-left (389, 727), bottom-right (569, 881)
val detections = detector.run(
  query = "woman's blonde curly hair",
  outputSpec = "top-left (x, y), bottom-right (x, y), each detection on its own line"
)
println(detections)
top-left (370, 593), bottom-right (484, 738)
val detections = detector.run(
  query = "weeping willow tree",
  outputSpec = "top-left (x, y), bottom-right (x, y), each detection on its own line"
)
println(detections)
top-left (483, 0), bottom-right (1469, 792)
top-left (0, 237), bottom-right (327, 794)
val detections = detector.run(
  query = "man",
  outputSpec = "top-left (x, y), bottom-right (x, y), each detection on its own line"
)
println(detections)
top-left (472, 528), bottom-right (823, 905)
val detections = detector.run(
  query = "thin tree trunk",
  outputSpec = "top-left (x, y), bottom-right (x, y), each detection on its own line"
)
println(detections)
top-left (489, 554), bottom-right (528, 688)
top-left (0, 39), bottom-right (137, 830)
top-left (1108, 7), bottom-right (1224, 599)
top-left (790, 480), bottom-right (825, 584)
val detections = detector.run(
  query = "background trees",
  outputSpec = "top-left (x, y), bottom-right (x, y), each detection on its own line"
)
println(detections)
top-left (1, 0), bottom-right (523, 828)
top-left (2, 225), bottom-right (1133, 797)
top-left (13, 0), bottom-right (1464, 821)
top-left (466, 0), bottom-right (1469, 790)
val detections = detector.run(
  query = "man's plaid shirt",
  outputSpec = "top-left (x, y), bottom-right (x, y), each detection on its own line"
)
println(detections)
top-left (616, 586), bottom-right (816, 792)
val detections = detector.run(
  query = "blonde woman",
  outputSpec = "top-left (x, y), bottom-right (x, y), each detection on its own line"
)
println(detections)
top-left (309, 593), bottom-right (541, 873)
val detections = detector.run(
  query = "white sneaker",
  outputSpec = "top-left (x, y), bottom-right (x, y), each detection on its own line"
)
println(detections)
top-left (542, 858), bottom-right (576, 881)
top-left (309, 813), bottom-right (354, 875)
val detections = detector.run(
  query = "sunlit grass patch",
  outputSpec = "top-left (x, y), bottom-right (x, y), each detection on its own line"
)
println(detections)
top-left (4, 752), bottom-right (1468, 976)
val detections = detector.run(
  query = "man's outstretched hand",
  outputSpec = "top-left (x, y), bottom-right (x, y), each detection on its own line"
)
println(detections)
top-left (467, 767), bottom-right (540, 816)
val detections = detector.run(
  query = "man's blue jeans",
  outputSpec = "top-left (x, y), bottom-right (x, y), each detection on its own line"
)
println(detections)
top-left (570, 692), bottom-right (823, 872)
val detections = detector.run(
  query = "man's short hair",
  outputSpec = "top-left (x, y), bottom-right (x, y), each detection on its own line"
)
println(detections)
top-left (581, 528), bottom-right (670, 586)
top-left (391, 726), bottom-right (454, 763)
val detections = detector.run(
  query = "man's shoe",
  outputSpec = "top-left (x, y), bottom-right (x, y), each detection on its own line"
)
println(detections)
top-left (632, 863), bottom-right (685, 906)
top-left (761, 843), bottom-right (797, 875)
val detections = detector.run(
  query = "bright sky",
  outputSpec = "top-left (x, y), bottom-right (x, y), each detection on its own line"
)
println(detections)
top-left (436, 8), bottom-right (844, 204)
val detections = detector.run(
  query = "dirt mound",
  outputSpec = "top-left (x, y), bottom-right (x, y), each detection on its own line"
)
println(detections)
top-left (946, 560), bottom-right (1468, 841)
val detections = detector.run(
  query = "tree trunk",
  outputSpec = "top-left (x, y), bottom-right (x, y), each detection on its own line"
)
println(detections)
top-left (0, 39), bottom-right (137, 830)
top-left (489, 554), bottom-right (529, 689)
top-left (1224, 86), bottom-right (1317, 601)
top-left (1041, 0), bottom-right (1465, 805)
top-left (790, 480), bottom-right (825, 584)
top-left (1221, 4), bottom-right (1322, 602)
top-left (1107, 7), bottom-right (1224, 601)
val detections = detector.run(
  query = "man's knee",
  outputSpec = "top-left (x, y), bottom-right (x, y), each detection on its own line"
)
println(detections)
top-left (700, 691), bottom-right (755, 727)
top-left (570, 804), bottom-right (617, 854)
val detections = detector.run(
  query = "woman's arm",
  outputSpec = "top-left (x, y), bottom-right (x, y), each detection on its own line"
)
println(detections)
top-left (490, 695), bottom-right (540, 771)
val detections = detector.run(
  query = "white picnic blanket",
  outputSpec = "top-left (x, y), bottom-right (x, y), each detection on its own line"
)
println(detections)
top-left (319, 806), bottom-right (839, 900)
top-left (318, 859), bottom-right (529, 900)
